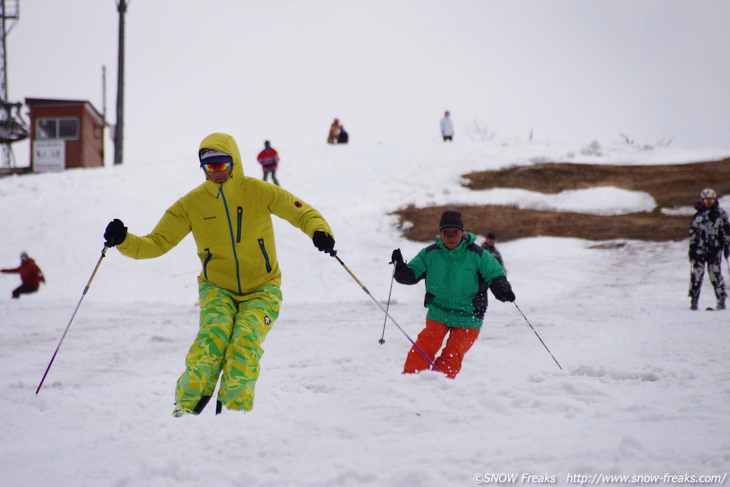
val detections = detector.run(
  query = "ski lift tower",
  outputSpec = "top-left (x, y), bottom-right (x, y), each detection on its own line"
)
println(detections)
top-left (0, 0), bottom-right (28, 168)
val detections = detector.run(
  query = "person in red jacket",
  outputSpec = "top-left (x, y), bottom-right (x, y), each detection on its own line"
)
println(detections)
top-left (1, 252), bottom-right (45, 299)
top-left (256, 140), bottom-right (280, 186)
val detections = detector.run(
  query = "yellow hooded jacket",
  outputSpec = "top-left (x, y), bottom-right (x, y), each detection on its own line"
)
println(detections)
top-left (116, 133), bottom-right (333, 295)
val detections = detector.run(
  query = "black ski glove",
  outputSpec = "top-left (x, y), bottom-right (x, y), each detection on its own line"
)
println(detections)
top-left (104, 219), bottom-right (128, 247)
top-left (490, 276), bottom-right (515, 302)
top-left (391, 248), bottom-right (417, 283)
top-left (390, 249), bottom-right (409, 272)
top-left (313, 231), bottom-right (336, 256)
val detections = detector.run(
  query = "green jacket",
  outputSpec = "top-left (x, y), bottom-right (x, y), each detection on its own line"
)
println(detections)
top-left (395, 232), bottom-right (507, 329)
top-left (117, 133), bottom-right (333, 295)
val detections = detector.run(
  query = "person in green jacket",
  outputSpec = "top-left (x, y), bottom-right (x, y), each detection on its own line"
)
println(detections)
top-left (391, 210), bottom-right (514, 378)
top-left (103, 132), bottom-right (336, 416)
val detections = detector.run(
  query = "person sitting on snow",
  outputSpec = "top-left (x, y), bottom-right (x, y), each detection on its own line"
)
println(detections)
top-left (337, 125), bottom-right (349, 144)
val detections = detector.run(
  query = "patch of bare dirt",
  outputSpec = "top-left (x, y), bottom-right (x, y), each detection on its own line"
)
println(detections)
top-left (392, 158), bottom-right (730, 243)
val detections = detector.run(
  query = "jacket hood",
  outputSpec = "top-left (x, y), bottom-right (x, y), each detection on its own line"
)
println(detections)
top-left (198, 133), bottom-right (245, 182)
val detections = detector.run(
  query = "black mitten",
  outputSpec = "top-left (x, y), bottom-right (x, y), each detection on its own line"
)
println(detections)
top-left (391, 249), bottom-right (404, 266)
top-left (104, 219), bottom-right (128, 247)
top-left (313, 231), bottom-right (336, 255)
top-left (490, 276), bottom-right (515, 302)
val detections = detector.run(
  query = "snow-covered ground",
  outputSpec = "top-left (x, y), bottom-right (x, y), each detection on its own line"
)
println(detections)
top-left (1, 139), bottom-right (729, 486)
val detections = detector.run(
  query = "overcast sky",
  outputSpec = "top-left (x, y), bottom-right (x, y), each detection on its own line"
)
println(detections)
top-left (7, 0), bottom-right (730, 166)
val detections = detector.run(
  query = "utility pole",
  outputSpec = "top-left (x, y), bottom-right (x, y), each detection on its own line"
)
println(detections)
top-left (113, 0), bottom-right (128, 165)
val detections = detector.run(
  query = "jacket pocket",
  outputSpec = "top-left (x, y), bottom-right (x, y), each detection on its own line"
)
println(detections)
top-left (236, 206), bottom-right (243, 243)
top-left (203, 248), bottom-right (212, 279)
top-left (258, 238), bottom-right (272, 273)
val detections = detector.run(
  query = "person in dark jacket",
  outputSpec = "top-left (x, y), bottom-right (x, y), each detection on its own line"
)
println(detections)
top-left (390, 210), bottom-right (515, 378)
top-left (337, 125), bottom-right (349, 144)
top-left (481, 232), bottom-right (505, 271)
top-left (1, 252), bottom-right (45, 299)
top-left (688, 188), bottom-right (730, 310)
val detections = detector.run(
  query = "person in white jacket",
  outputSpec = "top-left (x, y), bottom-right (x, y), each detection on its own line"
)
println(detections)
top-left (440, 110), bottom-right (454, 141)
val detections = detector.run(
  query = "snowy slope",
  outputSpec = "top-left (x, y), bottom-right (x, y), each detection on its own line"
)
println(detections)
top-left (1, 139), bottom-right (729, 487)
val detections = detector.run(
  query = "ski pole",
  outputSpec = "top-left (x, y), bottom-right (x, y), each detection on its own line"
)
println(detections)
top-left (331, 252), bottom-right (439, 371)
top-left (379, 266), bottom-right (396, 344)
top-left (513, 302), bottom-right (563, 371)
top-left (36, 246), bottom-right (109, 395)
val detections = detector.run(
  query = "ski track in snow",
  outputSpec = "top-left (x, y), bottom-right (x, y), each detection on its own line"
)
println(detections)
top-left (1, 140), bottom-right (729, 486)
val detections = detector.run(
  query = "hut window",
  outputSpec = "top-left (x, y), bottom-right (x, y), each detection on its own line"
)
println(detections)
top-left (36, 117), bottom-right (79, 140)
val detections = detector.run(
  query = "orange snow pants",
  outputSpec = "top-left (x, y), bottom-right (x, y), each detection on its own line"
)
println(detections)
top-left (403, 319), bottom-right (480, 379)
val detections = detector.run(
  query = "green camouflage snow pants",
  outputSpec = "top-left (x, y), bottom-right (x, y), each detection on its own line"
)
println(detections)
top-left (175, 281), bottom-right (282, 413)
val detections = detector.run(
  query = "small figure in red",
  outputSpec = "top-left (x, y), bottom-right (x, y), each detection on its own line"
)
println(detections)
top-left (256, 140), bottom-right (280, 186)
top-left (2, 252), bottom-right (46, 299)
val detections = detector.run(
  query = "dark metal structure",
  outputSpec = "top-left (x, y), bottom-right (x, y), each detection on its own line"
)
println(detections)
top-left (0, 0), bottom-right (28, 168)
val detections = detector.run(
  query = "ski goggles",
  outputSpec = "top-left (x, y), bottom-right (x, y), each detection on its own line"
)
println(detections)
top-left (440, 229), bottom-right (463, 237)
top-left (201, 161), bottom-right (232, 172)
top-left (199, 148), bottom-right (233, 171)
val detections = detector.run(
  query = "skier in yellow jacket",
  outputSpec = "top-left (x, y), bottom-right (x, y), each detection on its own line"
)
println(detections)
top-left (103, 132), bottom-right (336, 416)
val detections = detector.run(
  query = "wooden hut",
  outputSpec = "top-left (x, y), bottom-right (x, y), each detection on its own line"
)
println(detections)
top-left (25, 98), bottom-right (105, 171)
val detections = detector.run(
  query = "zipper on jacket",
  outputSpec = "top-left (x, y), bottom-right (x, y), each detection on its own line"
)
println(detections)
top-left (258, 238), bottom-right (272, 273)
top-left (203, 248), bottom-right (212, 279)
top-left (236, 206), bottom-right (243, 243)
top-left (218, 186), bottom-right (242, 294)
